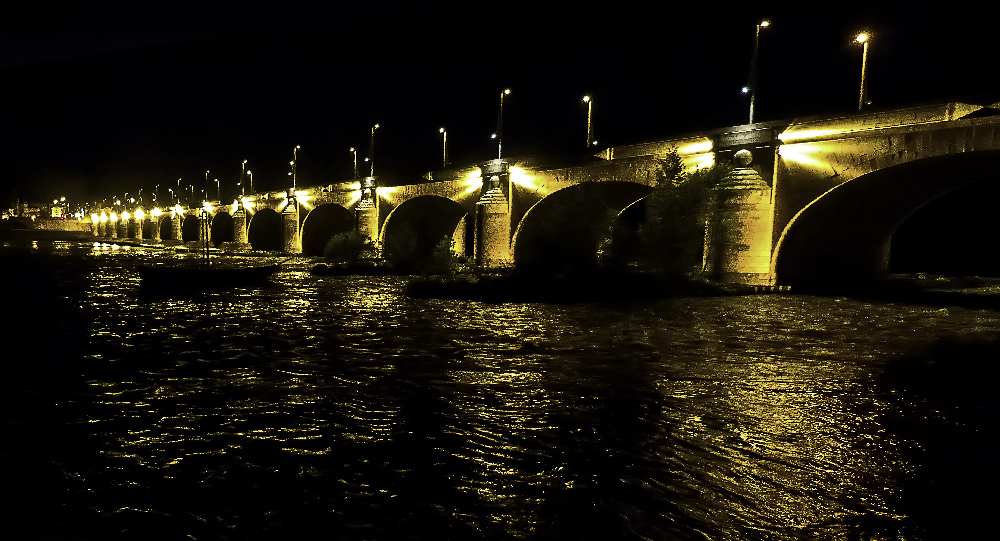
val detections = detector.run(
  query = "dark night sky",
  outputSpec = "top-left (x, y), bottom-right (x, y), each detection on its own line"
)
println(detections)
top-left (3, 4), bottom-right (1000, 208)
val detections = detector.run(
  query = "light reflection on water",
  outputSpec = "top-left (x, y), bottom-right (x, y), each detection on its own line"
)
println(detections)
top-left (4, 243), bottom-right (997, 539)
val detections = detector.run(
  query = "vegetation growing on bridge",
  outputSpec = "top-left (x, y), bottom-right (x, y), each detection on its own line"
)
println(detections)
top-left (602, 147), bottom-right (732, 277)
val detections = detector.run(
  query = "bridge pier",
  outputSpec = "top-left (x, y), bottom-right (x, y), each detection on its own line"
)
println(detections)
top-left (150, 211), bottom-right (162, 242)
top-left (197, 211), bottom-right (211, 248)
top-left (233, 206), bottom-right (249, 245)
top-left (703, 150), bottom-right (775, 285)
top-left (475, 159), bottom-right (513, 268)
top-left (171, 212), bottom-right (182, 243)
top-left (282, 196), bottom-right (302, 254)
top-left (356, 176), bottom-right (380, 258)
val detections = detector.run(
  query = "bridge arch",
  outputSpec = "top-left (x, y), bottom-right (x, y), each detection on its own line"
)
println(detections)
top-left (301, 203), bottom-right (355, 257)
top-left (210, 211), bottom-right (234, 246)
top-left (773, 150), bottom-right (1000, 288)
top-left (180, 214), bottom-right (201, 243)
top-left (248, 209), bottom-right (282, 251)
top-left (512, 181), bottom-right (652, 273)
top-left (380, 195), bottom-right (469, 271)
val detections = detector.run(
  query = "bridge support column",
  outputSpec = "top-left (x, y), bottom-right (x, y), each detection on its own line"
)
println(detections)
top-left (171, 213), bottom-right (182, 243)
top-left (475, 159), bottom-right (512, 268)
top-left (196, 212), bottom-right (212, 248)
top-left (109, 214), bottom-right (118, 239)
top-left (356, 176), bottom-right (380, 258)
top-left (134, 217), bottom-right (144, 241)
top-left (233, 207), bottom-right (249, 245)
top-left (282, 196), bottom-right (302, 254)
top-left (150, 211), bottom-right (162, 242)
top-left (703, 149), bottom-right (775, 286)
top-left (97, 212), bottom-right (107, 237)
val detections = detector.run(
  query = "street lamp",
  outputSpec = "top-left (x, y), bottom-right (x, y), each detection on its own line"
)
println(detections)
top-left (439, 127), bottom-right (448, 167)
top-left (856, 32), bottom-right (871, 110)
top-left (492, 88), bottom-right (511, 159)
top-left (744, 19), bottom-right (769, 124)
top-left (582, 95), bottom-right (594, 147)
top-left (291, 145), bottom-right (301, 190)
top-left (246, 170), bottom-right (253, 194)
top-left (366, 125), bottom-right (379, 177)
top-left (240, 160), bottom-right (248, 196)
top-left (350, 147), bottom-right (357, 179)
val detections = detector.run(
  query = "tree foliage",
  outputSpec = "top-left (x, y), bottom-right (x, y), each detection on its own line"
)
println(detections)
top-left (602, 147), bottom-right (732, 276)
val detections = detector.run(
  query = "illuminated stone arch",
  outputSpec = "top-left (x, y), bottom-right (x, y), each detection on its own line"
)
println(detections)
top-left (247, 208), bottom-right (282, 251)
top-left (379, 195), bottom-right (470, 271)
top-left (773, 150), bottom-right (1000, 288)
top-left (180, 214), bottom-right (201, 243)
top-left (512, 181), bottom-right (652, 273)
top-left (300, 203), bottom-right (355, 257)
top-left (210, 211), bottom-right (234, 246)
top-left (153, 215), bottom-right (174, 240)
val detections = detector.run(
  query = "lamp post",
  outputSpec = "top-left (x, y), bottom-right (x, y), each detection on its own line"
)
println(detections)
top-left (743, 19), bottom-right (769, 124)
top-left (291, 145), bottom-right (301, 190)
top-left (856, 32), bottom-right (870, 110)
top-left (366, 125), bottom-right (379, 177)
top-left (439, 127), bottom-right (448, 167)
top-left (350, 147), bottom-right (357, 179)
top-left (492, 88), bottom-right (511, 159)
top-left (246, 170), bottom-right (253, 195)
top-left (240, 160), bottom-right (247, 196)
top-left (582, 95), bottom-right (593, 148)
top-left (215, 178), bottom-right (220, 201)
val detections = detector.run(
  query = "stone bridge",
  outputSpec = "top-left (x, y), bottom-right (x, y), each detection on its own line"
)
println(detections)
top-left (89, 101), bottom-right (1000, 286)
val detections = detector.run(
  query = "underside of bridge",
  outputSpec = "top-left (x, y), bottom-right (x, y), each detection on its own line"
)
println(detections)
top-left (181, 215), bottom-right (200, 243)
top-left (301, 204), bottom-right (355, 257)
top-left (513, 182), bottom-right (652, 274)
top-left (248, 209), bottom-right (282, 252)
top-left (380, 196), bottom-right (470, 272)
top-left (773, 150), bottom-right (1000, 289)
top-left (210, 212), bottom-right (233, 246)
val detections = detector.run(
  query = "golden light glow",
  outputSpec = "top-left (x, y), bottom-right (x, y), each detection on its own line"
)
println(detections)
top-left (99, 213), bottom-right (107, 223)
top-left (458, 169), bottom-right (483, 198)
top-left (855, 32), bottom-right (869, 43)
top-left (242, 198), bottom-right (256, 213)
top-left (777, 128), bottom-right (845, 143)
top-left (777, 143), bottom-right (831, 168)
top-left (676, 138), bottom-right (715, 171)
top-left (202, 201), bottom-right (214, 214)
top-left (375, 186), bottom-right (398, 201)
top-left (510, 166), bottom-right (548, 194)
top-left (151, 208), bottom-right (162, 218)
top-left (91, 213), bottom-right (99, 223)
top-left (134, 209), bottom-right (145, 220)
top-left (172, 204), bottom-right (185, 216)
top-left (346, 190), bottom-right (362, 207)
top-left (677, 139), bottom-right (713, 154)
top-left (121, 211), bottom-right (130, 221)
top-left (109, 212), bottom-right (118, 222)
top-left (347, 182), bottom-right (361, 191)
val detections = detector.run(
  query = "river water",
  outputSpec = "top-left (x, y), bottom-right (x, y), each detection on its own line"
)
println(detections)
top-left (3, 241), bottom-right (997, 540)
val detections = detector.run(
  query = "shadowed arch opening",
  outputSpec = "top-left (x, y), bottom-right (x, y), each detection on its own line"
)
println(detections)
top-left (512, 182), bottom-right (652, 273)
top-left (156, 215), bottom-right (175, 240)
top-left (380, 195), bottom-right (469, 272)
top-left (774, 150), bottom-right (1000, 289)
top-left (181, 214), bottom-right (200, 243)
top-left (248, 209), bottom-right (282, 251)
top-left (301, 203), bottom-right (355, 257)
top-left (210, 212), bottom-right (233, 246)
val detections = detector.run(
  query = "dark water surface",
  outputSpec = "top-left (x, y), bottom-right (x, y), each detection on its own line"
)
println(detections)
top-left (3, 242), bottom-right (998, 540)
